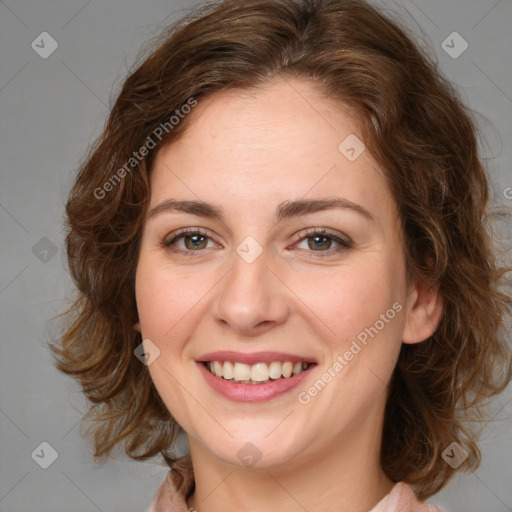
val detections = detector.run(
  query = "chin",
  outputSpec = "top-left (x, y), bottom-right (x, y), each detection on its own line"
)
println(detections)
top-left (198, 426), bottom-right (307, 470)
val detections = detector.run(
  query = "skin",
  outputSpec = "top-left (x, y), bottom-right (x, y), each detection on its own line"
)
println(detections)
top-left (134, 76), bottom-right (443, 512)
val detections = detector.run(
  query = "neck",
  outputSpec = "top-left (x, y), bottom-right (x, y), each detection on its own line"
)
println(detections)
top-left (186, 400), bottom-right (395, 512)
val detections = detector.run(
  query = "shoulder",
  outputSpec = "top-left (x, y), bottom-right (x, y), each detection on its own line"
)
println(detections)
top-left (369, 482), bottom-right (444, 512)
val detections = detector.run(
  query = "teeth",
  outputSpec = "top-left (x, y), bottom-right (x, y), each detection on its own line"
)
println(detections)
top-left (212, 361), bottom-right (223, 377)
top-left (293, 362), bottom-right (302, 375)
top-left (223, 361), bottom-right (234, 379)
top-left (268, 361), bottom-right (282, 379)
top-left (251, 363), bottom-right (269, 382)
top-left (206, 360), bottom-right (310, 383)
top-left (282, 361), bottom-right (293, 378)
top-left (233, 362), bottom-right (251, 381)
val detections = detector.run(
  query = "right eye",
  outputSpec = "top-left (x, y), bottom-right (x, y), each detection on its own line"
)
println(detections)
top-left (162, 228), bottom-right (220, 256)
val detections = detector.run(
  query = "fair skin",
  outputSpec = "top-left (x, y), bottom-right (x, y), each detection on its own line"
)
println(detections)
top-left (134, 77), bottom-right (442, 512)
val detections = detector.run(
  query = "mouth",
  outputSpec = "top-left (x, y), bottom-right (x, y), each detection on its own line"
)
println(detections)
top-left (196, 351), bottom-right (317, 402)
top-left (202, 360), bottom-right (312, 384)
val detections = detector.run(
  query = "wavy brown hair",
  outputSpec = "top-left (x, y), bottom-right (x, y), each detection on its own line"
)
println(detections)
top-left (49, 0), bottom-right (512, 500)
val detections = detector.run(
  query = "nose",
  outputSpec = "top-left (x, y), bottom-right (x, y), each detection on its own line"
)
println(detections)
top-left (211, 247), bottom-right (289, 337)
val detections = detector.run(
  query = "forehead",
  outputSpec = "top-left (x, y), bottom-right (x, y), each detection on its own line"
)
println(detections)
top-left (149, 77), bottom-right (395, 226)
top-left (166, 78), bottom-right (362, 166)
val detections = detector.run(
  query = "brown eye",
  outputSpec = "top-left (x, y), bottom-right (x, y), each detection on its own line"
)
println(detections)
top-left (294, 228), bottom-right (353, 256)
top-left (182, 233), bottom-right (208, 250)
top-left (307, 234), bottom-right (333, 251)
top-left (162, 228), bottom-right (218, 256)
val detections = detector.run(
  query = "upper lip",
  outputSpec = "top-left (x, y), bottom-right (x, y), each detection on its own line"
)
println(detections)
top-left (197, 351), bottom-right (317, 365)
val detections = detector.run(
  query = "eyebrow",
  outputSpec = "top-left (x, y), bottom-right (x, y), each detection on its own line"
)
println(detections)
top-left (147, 197), bottom-right (375, 224)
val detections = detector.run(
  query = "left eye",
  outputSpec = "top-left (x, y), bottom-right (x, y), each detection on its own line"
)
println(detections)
top-left (162, 228), bottom-right (353, 256)
top-left (293, 229), bottom-right (353, 255)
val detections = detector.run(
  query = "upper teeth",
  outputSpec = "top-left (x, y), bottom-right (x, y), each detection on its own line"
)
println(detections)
top-left (207, 361), bottom-right (309, 383)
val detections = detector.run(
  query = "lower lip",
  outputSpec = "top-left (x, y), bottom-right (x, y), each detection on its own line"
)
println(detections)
top-left (197, 362), bottom-right (314, 402)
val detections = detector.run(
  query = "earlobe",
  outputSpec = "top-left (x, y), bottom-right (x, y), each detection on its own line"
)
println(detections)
top-left (402, 280), bottom-right (443, 344)
top-left (133, 321), bottom-right (141, 333)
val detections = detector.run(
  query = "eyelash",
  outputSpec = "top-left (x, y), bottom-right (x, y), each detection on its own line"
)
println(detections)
top-left (161, 227), bottom-right (353, 258)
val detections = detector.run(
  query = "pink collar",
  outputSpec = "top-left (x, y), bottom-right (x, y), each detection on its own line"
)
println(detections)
top-left (146, 456), bottom-right (443, 512)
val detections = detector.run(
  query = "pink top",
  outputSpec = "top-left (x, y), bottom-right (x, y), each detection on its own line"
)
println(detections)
top-left (146, 457), bottom-right (444, 512)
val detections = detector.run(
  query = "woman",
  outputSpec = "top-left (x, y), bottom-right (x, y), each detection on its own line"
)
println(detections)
top-left (50, 0), bottom-right (512, 511)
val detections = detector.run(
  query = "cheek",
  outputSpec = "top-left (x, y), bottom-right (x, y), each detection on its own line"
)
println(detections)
top-left (134, 254), bottom-right (183, 338)
top-left (294, 259), bottom-right (401, 346)
top-left (134, 258), bottom-right (200, 416)
top-left (134, 253), bottom-right (215, 342)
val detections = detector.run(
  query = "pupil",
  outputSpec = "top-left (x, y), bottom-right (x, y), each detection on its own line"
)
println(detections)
top-left (310, 235), bottom-right (329, 250)
top-left (187, 234), bottom-right (206, 249)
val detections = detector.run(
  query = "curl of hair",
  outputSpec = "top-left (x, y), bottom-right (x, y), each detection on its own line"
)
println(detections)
top-left (49, 0), bottom-right (512, 500)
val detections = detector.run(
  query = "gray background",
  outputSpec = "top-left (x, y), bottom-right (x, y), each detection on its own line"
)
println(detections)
top-left (1, 0), bottom-right (511, 511)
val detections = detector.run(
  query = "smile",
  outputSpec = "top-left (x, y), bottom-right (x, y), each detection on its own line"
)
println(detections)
top-left (205, 361), bottom-right (310, 384)
top-left (196, 351), bottom-right (317, 402)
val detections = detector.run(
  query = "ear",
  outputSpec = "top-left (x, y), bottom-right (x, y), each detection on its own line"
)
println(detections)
top-left (402, 278), bottom-right (443, 344)
top-left (133, 320), bottom-right (141, 333)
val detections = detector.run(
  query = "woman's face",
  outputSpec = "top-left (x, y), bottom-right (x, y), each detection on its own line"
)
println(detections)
top-left (135, 77), bottom-right (436, 470)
